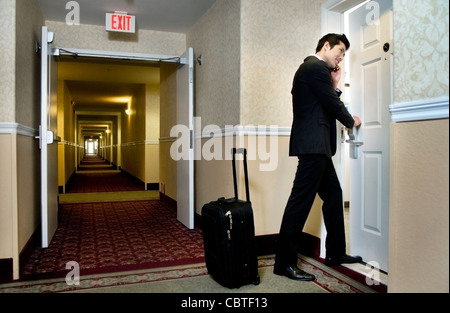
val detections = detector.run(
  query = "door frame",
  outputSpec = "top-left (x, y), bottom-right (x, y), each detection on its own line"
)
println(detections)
top-left (321, 0), bottom-right (380, 258)
top-left (175, 47), bottom-right (195, 229)
top-left (55, 47), bottom-right (194, 226)
top-left (40, 26), bottom-right (60, 248)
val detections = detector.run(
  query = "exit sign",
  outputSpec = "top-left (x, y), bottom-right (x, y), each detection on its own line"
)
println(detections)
top-left (106, 12), bottom-right (136, 33)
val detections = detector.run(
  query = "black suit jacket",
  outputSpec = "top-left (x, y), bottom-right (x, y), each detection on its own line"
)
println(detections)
top-left (289, 56), bottom-right (355, 157)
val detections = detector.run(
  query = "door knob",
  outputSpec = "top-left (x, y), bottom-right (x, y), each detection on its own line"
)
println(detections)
top-left (345, 128), bottom-right (363, 159)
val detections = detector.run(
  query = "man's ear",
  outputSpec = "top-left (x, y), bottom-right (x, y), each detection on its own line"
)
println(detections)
top-left (323, 41), bottom-right (330, 51)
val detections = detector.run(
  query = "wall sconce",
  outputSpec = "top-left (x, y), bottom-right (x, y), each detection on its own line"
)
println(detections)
top-left (125, 109), bottom-right (131, 115)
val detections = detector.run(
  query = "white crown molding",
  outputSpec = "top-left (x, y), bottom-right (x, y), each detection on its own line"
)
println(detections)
top-left (0, 123), bottom-right (36, 137)
top-left (389, 97), bottom-right (449, 123)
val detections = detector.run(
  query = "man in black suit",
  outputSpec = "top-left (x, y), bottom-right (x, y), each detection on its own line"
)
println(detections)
top-left (274, 33), bottom-right (362, 281)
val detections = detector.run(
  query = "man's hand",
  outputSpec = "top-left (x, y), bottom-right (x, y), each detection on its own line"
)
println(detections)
top-left (353, 115), bottom-right (361, 128)
top-left (331, 65), bottom-right (342, 89)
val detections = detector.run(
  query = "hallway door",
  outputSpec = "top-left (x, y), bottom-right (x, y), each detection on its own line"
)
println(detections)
top-left (175, 48), bottom-right (195, 229)
top-left (39, 26), bottom-right (59, 247)
top-left (347, 0), bottom-right (393, 272)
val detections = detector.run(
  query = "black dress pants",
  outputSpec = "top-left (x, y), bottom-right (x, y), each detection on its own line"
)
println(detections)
top-left (274, 154), bottom-right (346, 268)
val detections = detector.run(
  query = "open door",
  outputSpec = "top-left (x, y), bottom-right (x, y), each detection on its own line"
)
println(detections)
top-left (175, 47), bottom-right (195, 229)
top-left (38, 26), bottom-right (59, 247)
top-left (347, 0), bottom-right (392, 272)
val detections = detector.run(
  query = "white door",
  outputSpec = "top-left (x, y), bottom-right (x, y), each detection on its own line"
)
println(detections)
top-left (347, 0), bottom-right (392, 272)
top-left (39, 26), bottom-right (59, 247)
top-left (175, 48), bottom-right (195, 229)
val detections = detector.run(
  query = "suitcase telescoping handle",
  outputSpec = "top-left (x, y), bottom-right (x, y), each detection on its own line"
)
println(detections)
top-left (232, 148), bottom-right (250, 202)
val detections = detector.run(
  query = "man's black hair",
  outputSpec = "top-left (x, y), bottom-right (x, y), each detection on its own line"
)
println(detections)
top-left (315, 33), bottom-right (350, 53)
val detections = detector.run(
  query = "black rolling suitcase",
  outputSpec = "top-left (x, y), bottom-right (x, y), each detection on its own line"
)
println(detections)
top-left (201, 148), bottom-right (260, 289)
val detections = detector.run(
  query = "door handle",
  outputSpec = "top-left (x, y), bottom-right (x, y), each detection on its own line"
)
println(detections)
top-left (35, 126), bottom-right (55, 149)
top-left (345, 128), bottom-right (363, 159)
top-left (346, 128), bottom-right (355, 140)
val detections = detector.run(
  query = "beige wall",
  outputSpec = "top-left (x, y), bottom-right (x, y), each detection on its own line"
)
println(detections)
top-left (0, 134), bottom-right (16, 259)
top-left (187, 0), bottom-right (241, 127)
top-left (64, 82), bottom-right (76, 187)
top-left (159, 63), bottom-right (178, 200)
top-left (16, 136), bottom-right (40, 251)
top-left (240, 0), bottom-right (327, 126)
top-left (45, 21), bottom-right (186, 57)
top-left (1, 0), bottom-right (448, 291)
top-left (388, 0), bottom-right (449, 293)
top-left (393, 0), bottom-right (449, 102)
top-left (58, 81), bottom-right (77, 189)
top-left (0, 0), bottom-right (17, 260)
top-left (0, 0), bottom-right (44, 279)
top-left (16, 0), bottom-right (45, 259)
top-left (195, 135), bottom-right (323, 237)
top-left (123, 81), bottom-right (160, 188)
top-left (0, 0), bottom-right (15, 123)
top-left (145, 84), bottom-right (161, 186)
top-left (121, 85), bottom-right (146, 181)
top-left (389, 119), bottom-right (449, 293)
top-left (190, 0), bottom-right (449, 293)
top-left (188, 0), bottom-right (327, 238)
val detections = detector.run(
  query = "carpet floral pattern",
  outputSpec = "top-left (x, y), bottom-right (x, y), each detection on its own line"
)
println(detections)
top-left (65, 172), bottom-right (145, 193)
top-left (21, 200), bottom-right (205, 279)
top-left (2, 256), bottom-right (376, 293)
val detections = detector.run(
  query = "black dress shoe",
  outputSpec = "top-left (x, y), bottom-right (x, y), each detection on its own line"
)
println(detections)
top-left (325, 254), bottom-right (363, 266)
top-left (273, 266), bottom-right (315, 281)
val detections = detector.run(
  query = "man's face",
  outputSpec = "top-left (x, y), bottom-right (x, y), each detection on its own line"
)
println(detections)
top-left (324, 41), bottom-right (346, 69)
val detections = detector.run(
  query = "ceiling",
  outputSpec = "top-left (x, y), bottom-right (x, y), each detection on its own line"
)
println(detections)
top-left (58, 57), bottom-right (160, 110)
top-left (38, 0), bottom-right (217, 139)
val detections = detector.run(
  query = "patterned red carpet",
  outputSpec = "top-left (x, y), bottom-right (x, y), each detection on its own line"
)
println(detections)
top-left (65, 172), bottom-right (145, 193)
top-left (16, 155), bottom-right (381, 294)
top-left (4, 255), bottom-right (378, 293)
top-left (21, 154), bottom-right (204, 280)
top-left (21, 200), bottom-right (205, 280)
top-left (66, 156), bottom-right (145, 193)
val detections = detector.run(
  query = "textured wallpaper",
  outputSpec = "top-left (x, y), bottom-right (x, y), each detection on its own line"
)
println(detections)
top-left (46, 21), bottom-right (186, 56)
top-left (0, 0), bottom-right (16, 123)
top-left (240, 0), bottom-right (327, 127)
top-left (4, 0), bottom-right (448, 126)
top-left (393, 0), bottom-right (449, 103)
top-left (187, 0), bottom-right (241, 128)
top-left (190, 0), bottom-right (449, 128)
top-left (188, 0), bottom-right (328, 128)
top-left (15, 0), bottom-right (44, 127)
